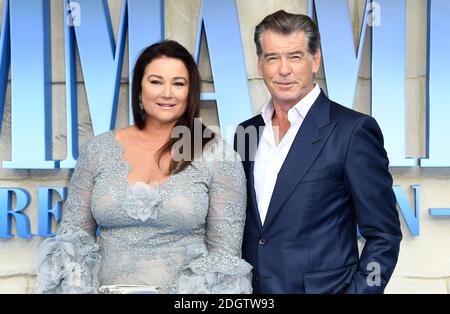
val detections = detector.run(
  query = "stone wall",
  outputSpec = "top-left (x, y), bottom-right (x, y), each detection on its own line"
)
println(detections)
top-left (0, 0), bottom-right (448, 294)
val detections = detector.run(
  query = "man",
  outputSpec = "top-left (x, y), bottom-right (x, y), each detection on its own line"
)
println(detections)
top-left (234, 10), bottom-right (402, 294)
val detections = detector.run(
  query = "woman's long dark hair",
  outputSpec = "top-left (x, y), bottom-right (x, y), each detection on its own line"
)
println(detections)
top-left (131, 40), bottom-right (215, 174)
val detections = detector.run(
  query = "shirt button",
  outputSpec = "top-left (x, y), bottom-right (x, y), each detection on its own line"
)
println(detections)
top-left (256, 276), bottom-right (260, 282)
top-left (258, 238), bottom-right (266, 245)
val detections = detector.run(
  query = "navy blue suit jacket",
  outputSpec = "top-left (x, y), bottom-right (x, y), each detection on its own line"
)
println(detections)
top-left (234, 91), bottom-right (402, 294)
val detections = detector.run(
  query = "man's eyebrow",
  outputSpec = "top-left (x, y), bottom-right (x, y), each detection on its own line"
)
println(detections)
top-left (263, 52), bottom-right (278, 58)
top-left (288, 50), bottom-right (305, 55)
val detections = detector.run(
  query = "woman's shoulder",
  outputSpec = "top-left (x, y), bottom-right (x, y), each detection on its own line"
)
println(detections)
top-left (199, 135), bottom-right (246, 188)
top-left (78, 129), bottom-right (127, 164)
top-left (202, 135), bottom-right (241, 164)
top-left (80, 130), bottom-right (115, 152)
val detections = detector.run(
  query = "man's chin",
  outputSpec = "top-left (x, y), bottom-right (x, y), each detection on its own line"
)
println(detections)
top-left (273, 96), bottom-right (300, 106)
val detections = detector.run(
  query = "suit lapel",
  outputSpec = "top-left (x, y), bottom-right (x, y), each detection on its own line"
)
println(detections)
top-left (243, 115), bottom-right (265, 232)
top-left (262, 92), bottom-right (336, 232)
top-left (248, 160), bottom-right (263, 231)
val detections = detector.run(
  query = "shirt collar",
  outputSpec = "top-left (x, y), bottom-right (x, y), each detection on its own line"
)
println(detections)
top-left (260, 99), bottom-right (274, 125)
top-left (260, 83), bottom-right (321, 125)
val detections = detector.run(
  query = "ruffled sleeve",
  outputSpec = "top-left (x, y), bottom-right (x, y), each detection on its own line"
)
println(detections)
top-left (176, 139), bottom-right (253, 294)
top-left (35, 139), bottom-right (101, 294)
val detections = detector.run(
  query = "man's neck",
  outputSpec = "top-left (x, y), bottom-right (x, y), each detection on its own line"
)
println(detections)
top-left (271, 111), bottom-right (291, 146)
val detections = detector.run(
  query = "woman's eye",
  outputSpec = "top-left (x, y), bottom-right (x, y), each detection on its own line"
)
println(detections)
top-left (174, 82), bottom-right (186, 87)
top-left (150, 80), bottom-right (162, 85)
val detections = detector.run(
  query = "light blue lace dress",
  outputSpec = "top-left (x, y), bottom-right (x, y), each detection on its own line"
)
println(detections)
top-left (35, 130), bottom-right (252, 294)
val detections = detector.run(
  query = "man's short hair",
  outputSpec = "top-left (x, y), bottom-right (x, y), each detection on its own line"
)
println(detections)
top-left (254, 10), bottom-right (321, 58)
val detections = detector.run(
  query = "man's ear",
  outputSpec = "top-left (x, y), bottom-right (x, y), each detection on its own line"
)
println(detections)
top-left (257, 58), bottom-right (263, 76)
top-left (312, 49), bottom-right (321, 74)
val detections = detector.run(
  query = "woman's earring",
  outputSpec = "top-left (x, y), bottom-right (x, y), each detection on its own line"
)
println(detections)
top-left (139, 96), bottom-right (146, 120)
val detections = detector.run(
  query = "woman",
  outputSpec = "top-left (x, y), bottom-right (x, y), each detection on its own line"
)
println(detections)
top-left (35, 40), bottom-right (252, 294)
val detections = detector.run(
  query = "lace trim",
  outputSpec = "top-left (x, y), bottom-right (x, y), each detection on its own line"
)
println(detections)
top-left (35, 234), bottom-right (101, 294)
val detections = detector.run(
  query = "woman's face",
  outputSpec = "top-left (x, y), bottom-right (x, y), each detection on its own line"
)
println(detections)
top-left (140, 56), bottom-right (189, 127)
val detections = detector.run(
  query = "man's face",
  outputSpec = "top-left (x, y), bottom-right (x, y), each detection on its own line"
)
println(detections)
top-left (258, 30), bottom-right (321, 109)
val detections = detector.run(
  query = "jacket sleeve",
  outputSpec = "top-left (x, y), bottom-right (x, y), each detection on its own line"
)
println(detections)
top-left (343, 116), bottom-right (402, 294)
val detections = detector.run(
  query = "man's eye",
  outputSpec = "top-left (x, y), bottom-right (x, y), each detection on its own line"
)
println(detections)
top-left (266, 57), bottom-right (278, 62)
top-left (291, 55), bottom-right (302, 60)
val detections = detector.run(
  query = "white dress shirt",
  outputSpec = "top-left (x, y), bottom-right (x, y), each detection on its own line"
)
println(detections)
top-left (253, 84), bottom-right (321, 225)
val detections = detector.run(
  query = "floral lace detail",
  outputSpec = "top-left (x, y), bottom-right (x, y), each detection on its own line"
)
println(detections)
top-left (35, 234), bottom-right (101, 294)
top-left (122, 181), bottom-right (161, 222)
top-left (175, 241), bottom-right (252, 294)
